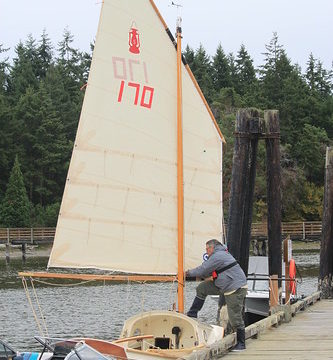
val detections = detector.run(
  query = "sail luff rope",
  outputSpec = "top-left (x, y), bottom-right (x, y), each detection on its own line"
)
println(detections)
top-left (22, 277), bottom-right (45, 337)
top-left (30, 277), bottom-right (49, 337)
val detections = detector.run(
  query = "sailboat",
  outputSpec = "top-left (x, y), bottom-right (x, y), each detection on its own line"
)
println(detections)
top-left (19, 0), bottom-right (226, 358)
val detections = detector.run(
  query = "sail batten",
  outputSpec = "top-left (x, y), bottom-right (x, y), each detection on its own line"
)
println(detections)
top-left (48, 0), bottom-right (224, 274)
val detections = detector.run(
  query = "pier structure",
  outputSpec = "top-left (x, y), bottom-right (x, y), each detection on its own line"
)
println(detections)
top-left (184, 292), bottom-right (333, 359)
top-left (227, 109), bottom-right (282, 302)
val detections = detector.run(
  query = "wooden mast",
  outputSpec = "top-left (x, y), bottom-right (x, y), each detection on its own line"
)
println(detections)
top-left (176, 16), bottom-right (184, 313)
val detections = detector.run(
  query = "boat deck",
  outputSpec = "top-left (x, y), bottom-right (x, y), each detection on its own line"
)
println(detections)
top-left (223, 299), bottom-right (333, 359)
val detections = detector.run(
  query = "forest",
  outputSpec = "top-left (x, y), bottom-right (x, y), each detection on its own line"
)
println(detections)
top-left (0, 30), bottom-right (332, 227)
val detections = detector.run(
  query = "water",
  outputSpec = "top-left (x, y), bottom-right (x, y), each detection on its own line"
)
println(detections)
top-left (0, 249), bottom-right (319, 352)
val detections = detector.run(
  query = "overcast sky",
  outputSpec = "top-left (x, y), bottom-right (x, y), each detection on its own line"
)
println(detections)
top-left (0, 0), bottom-right (332, 71)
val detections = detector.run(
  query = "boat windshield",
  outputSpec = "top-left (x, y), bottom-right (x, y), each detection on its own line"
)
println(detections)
top-left (64, 342), bottom-right (113, 360)
top-left (34, 336), bottom-right (78, 355)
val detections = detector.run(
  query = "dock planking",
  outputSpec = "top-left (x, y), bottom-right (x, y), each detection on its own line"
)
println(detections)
top-left (223, 299), bottom-right (333, 359)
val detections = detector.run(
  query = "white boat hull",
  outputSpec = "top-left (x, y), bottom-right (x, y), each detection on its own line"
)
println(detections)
top-left (112, 310), bottom-right (224, 360)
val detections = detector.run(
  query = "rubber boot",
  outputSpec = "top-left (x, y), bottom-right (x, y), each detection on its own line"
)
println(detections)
top-left (231, 328), bottom-right (246, 351)
top-left (187, 297), bottom-right (205, 318)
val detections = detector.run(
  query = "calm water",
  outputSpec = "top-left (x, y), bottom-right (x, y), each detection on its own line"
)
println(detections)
top-left (0, 250), bottom-right (319, 351)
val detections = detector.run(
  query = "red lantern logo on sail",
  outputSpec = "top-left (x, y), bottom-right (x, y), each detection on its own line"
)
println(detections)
top-left (129, 22), bottom-right (140, 54)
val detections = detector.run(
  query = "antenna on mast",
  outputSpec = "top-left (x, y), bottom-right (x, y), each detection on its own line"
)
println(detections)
top-left (171, 1), bottom-right (182, 34)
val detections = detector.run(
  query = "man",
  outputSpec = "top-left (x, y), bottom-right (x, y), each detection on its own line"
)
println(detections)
top-left (186, 239), bottom-right (247, 352)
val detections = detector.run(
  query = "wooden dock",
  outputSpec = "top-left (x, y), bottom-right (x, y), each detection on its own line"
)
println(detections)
top-left (185, 292), bottom-right (332, 360)
top-left (223, 299), bottom-right (333, 359)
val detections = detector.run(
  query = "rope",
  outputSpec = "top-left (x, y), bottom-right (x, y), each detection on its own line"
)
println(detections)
top-left (30, 278), bottom-right (49, 337)
top-left (140, 281), bottom-right (147, 313)
top-left (168, 277), bottom-right (178, 310)
top-left (32, 278), bottom-right (97, 287)
top-left (22, 277), bottom-right (45, 337)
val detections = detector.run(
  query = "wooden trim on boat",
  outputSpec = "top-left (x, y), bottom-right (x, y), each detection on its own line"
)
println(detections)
top-left (113, 335), bottom-right (154, 344)
top-left (126, 345), bottom-right (205, 359)
top-left (18, 272), bottom-right (176, 282)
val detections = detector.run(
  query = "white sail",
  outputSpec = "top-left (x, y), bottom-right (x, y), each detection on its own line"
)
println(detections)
top-left (183, 67), bottom-right (224, 270)
top-left (48, 0), bottom-right (224, 274)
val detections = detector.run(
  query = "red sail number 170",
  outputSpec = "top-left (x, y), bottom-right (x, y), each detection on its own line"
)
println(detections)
top-left (117, 80), bottom-right (154, 109)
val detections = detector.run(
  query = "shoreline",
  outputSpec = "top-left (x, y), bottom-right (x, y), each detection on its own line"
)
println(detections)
top-left (0, 244), bottom-right (52, 258)
top-left (0, 240), bottom-right (320, 260)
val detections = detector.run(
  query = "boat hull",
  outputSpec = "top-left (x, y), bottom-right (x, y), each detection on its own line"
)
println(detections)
top-left (113, 310), bottom-right (224, 360)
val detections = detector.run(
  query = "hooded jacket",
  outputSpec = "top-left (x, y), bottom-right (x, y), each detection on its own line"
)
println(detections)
top-left (187, 244), bottom-right (247, 293)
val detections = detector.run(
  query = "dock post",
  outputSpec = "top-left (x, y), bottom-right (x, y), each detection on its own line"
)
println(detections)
top-left (283, 237), bottom-right (291, 304)
top-left (22, 243), bottom-right (26, 263)
top-left (227, 109), bottom-right (260, 275)
top-left (269, 274), bottom-right (279, 309)
top-left (239, 111), bottom-right (260, 275)
top-left (227, 109), bottom-right (251, 263)
top-left (319, 147), bottom-right (333, 298)
top-left (264, 110), bottom-right (282, 288)
top-left (5, 244), bottom-right (10, 265)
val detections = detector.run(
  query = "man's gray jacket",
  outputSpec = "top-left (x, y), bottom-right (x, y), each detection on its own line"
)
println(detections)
top-left (187, 244), bottom-right (247, 293)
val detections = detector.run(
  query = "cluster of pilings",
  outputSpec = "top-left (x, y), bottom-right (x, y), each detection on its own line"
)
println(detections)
top-left (227, 109), bottom-right (333, 301)
top-left (227, 109), bottom-right (282, 289)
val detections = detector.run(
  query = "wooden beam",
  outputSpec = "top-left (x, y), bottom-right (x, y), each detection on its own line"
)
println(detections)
top-left (176, 21), bottom-right (184, 314)
top-left (18, 272), bottom-right (176, 282)
top-left (264, 110), bottom-right (282, 284)
top-left (227, 109), bottom-right (252, 262)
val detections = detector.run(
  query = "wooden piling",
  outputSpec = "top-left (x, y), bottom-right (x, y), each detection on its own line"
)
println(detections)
top-left (269, 274), bottom-right (279, 309)
top-left (22, 243), bottom-right (26, 263)
top-left (239, 112), bottom-right (260, 276)
top-left (5, 243), bottom-right (10, 264)
top-left (319, 147), bottom-right (333, 298)
top-left (227, 109), bottom-right (251, 262)
top-left (264, 110), bottom-right (282, 284)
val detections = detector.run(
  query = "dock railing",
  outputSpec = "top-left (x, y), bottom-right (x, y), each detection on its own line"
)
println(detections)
top-left (251, 221), bottom-right (322, 240)
top-left (0, 227), bottom-right (55, 245)
top-left (0, 221), bottom-right (322, 246)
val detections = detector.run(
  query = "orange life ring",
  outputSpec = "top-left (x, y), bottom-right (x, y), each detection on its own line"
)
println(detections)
top-left (289, 258), bottom-right (296, 295)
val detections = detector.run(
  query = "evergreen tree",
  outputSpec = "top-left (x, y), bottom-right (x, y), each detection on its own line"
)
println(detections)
top-left (56, 29), bottom-right (86, 139)
top-left (234, 44), bottom-right (257, 96)
top-left (183, 45), bottom-right (195, 71)
top-left (34, 82), bottom-right (70, 205)
top-left (306, 53), bottom-right (317, 93)
top-left (0, 44), bottom-right (10, 94)
top-left (293, 124), bottom-right (329, 184)
top-left (0, 95), bottom-right (13, 198)
top-left (212, 43), bottom-right (231, 92)
top-left (192, 44), bottom-right (213, 102)
top-left (0, 156), bottom-right (30, 227)
top-left (227, 53), bottom-right (237, 88)
top-left (259, 32), bottom-right (293, 107)
top-left (36, 30), bottom-right (53, 79)
top-left (13, 86), bottom-right (42, 201)
top-left (10, 41), bottom-right (39, 98)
